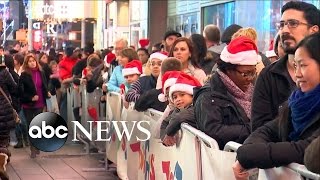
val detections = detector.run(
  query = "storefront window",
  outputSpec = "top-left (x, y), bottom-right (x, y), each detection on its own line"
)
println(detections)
top-left (202, 1), bottom-right (235, 32)
top-left (129, 0), bottom-right (148, 48)
top-left (202, 0), bottom-right (319, 53)
top-left (167, 12), bottom-right (199, 37)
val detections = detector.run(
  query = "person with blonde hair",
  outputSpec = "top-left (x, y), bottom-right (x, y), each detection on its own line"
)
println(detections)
top-left (232, 27), bottom-right (271, 75)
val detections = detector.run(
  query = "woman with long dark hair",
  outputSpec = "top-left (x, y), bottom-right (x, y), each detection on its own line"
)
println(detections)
top-left (19, 53), bottom-right (50, 158)
top-left (168, 37), bottom-right (206, 84)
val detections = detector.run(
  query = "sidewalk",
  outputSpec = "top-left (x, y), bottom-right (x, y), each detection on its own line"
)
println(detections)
top-left (6, 143), bottom-right (118, 180)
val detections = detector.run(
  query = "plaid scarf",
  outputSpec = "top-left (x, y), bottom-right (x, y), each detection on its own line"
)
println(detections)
top-left (217, 69), bottom-right (254, 119)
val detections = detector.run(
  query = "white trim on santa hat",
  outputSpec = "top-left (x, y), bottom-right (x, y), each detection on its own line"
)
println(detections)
top-left (168, 83), bottom-right (195, 101)
top-left (220, 48), bottom-right (259, 65)
top-left (158, 78), bottom-right (177, 102)
top-left (122, 67), bottom-right (141, 76)
top-left (149, 52), bottom-right (168, 61)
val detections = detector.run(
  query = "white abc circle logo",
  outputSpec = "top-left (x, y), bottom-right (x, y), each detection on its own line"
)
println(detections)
top-left (28, 112), bottom-right (68, 152)
top-left (29, 121), bottom-right (68, 139)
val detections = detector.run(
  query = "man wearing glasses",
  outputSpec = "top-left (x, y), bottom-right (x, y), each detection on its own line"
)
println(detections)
top-left (251, 1), bottom-right (320, 132)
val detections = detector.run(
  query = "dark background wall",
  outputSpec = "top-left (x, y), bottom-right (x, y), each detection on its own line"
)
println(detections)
top-left (148, 0), bottom-right (167, 48)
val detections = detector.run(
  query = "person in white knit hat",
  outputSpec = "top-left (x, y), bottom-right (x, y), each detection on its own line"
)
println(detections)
top-left (125, 52), bottom-right (167, 103)
top-left (194, 36), bottom-right (260, 150)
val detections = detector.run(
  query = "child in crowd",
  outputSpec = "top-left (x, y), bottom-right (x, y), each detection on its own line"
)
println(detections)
top-left (159, 71), bottom-right (201, 146)
top-left (134, 57), bottom-right (182, 112)
top-left (121, 60), bottom-right (142, 108)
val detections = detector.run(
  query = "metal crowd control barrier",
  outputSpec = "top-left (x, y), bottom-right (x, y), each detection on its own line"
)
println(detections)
top-left (223, 141), bottom-right (242, 152)
top-left (287, 164), bottom-right (320, 180)
top-left (66, 86), bottom-right (75, 136)
top-left (223, 141), bottom-right (320, 180)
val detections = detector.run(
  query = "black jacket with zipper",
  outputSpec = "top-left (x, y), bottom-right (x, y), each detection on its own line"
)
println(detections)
top-left (251, 55), bottom-right (296, 131)
top-left (194, 73), bottom-right (251, 149)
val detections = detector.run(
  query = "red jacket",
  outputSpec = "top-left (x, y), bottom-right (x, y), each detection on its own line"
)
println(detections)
top-left (58, 56), bottom-right (78, 80)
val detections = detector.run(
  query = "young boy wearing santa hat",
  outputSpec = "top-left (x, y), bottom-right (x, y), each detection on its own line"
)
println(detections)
top-left (159, 71), bottom-right (202, 146)
top-left (121, 60), bottom-right (143, 108)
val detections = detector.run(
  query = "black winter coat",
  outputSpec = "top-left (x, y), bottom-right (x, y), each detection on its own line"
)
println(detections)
top-left (0, 67), bottom-right (18, 130)
top-left (19, 70), bottom-right (49, 105)
top-left (8, 69), bottom-right (20, 112)
top-left (194, 73), bottom-right (251, 149)
top-left (251, 55), bottom-right (296, 131)
top-left (237, 102), bottom-right (320, 169)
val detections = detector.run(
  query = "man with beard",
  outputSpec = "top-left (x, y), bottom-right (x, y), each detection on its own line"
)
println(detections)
top-left (251, 1), bottom-right (319, 132)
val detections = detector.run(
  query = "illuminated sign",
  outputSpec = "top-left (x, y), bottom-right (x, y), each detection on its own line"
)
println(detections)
top-left (33, 22), bottom-right (57, 35)
top-left (41, 3), bottom-right (68, 16)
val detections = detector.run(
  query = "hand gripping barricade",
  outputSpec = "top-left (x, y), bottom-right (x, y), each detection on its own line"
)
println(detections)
top-left (224, 141), bottom-right (320, 180)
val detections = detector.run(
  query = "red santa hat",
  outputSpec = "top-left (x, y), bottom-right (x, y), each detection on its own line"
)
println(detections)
top-left (104, 53), bottom-right (116, 68)
top-left (158, 71), bottom-right (181, 102)
top-left (149, 51), bottom-right (168, 61)
top-left (220, 37), bottom-right (259, 65)
top-left (139, 39), bottom-right (150, 48)
top-left (122, 60), bottom-right (143, 77)
top-left (168, 73), bottom-right (201, 101)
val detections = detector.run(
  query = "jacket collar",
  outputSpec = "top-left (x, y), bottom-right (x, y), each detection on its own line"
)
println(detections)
top-left (269, 54), bottom-right (290, 76)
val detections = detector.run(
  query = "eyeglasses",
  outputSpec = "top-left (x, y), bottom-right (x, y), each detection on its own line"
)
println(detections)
top-left (150, 61), bottom-right (162, 66)
top-left (234, 69), bottom-right (257, 78)
top-left (276, 19), bottom-right (310, 30)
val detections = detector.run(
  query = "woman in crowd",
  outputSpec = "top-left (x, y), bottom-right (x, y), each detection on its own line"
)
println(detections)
top-left (38, 52), bottom-right (51, 84)
top-left (19, 54), bottom-right (50, 158)
top-left (107, 48), bottom-right (139, 93)
top-left (169, 37), bottom-right (206, 84)
top-left (189, 34), bottom-right (215, 75)
top-left (0, 55), bottom-right (18, 180)
top-left (13, 53), bottom-right (24, 76)
top-left (194, 37), bottom-right (259, 149)
top-left (233, 33), bottom-right (320, 180)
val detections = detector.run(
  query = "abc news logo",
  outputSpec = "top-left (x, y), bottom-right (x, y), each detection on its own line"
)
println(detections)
top-left (29, 112), bottom-right (150, 152)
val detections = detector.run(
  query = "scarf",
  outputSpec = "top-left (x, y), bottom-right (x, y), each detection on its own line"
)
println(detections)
top-left (288, 84), bottom-right (320, 141)
top-left (217, 69), bottom-right (254, 119)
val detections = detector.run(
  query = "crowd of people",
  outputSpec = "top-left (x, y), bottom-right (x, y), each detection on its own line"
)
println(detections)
top-left (0, 1), bottom-right (319, 180)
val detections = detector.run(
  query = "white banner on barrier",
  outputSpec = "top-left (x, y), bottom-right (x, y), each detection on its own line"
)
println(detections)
top-left (106, 92), bottom-right (122, 165)
top-left (135, 110), bottom-right (201, 180)
top-left (200, 142), bottom-right (237, 180)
